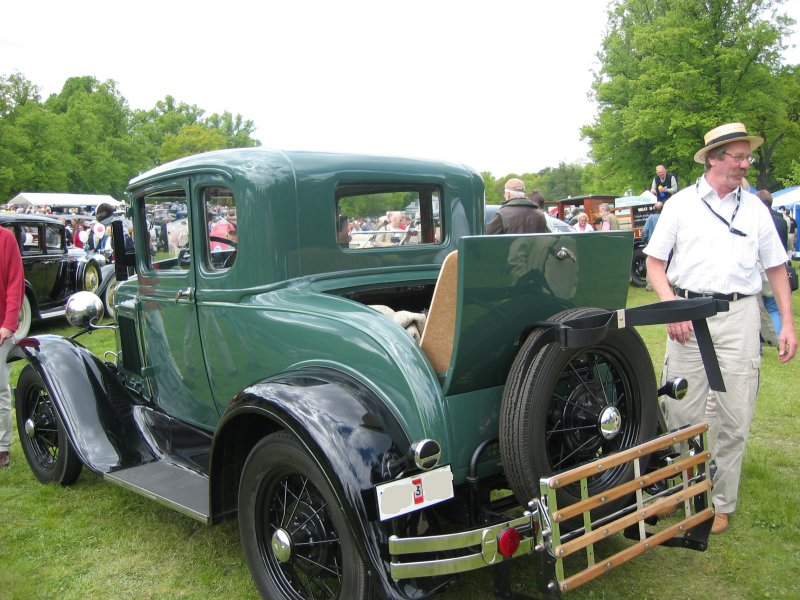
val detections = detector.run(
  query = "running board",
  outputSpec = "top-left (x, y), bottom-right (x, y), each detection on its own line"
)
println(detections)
top-left (539, 422), bottom-right (714, 594)
top-left (105, 460), bottom-right (209, 523)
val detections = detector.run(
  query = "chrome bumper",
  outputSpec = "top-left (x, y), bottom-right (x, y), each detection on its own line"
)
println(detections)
top-left (389, 423), bottom-right (713, 593)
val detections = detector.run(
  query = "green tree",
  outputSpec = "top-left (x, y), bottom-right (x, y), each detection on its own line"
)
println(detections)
top-left (538, 162), bottom-right (585, 201)
top-left (43, 76), bottom-right (149, 197)
top-left (0, 72), bottom-right (40, 117)
top-left (205, 111), bottom-right (260, 149)
top-left (159, 124), bottom-right (227, 163)
top-left (584, 0), bottom-right (797, 191)
top-left (0, 103), bottom-right (75, 200)
top-left (133, 97), bottom-right (260, 166)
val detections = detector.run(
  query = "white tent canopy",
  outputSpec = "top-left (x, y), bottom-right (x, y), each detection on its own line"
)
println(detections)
top-left (8, 192), bottom-right (122, 211)
top-left (772, 186), bottom-right (800, 209)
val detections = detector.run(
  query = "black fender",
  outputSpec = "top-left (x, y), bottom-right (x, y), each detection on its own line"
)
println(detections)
top-left (9, 335), bottom-right (155, 472)
top-left (210, 367), bottom-right (415, 599)
top-left (96, 263), bottom-right (117, 295)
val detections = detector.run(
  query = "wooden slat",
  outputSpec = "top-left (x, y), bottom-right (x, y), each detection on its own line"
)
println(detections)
top-left (545, 423), bottom-right (708, 490)
top-left (558, 507), bottom-right (715, 593)
top-left (552, 479), bottom-right (711, 559)
top-left (552, 451), bottom-right (709, 523)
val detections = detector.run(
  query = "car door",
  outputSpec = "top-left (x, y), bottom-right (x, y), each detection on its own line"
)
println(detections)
top-left (18, 223), bottom-right (54, 307)
top-left (133, 181), bottom-right (218, 430)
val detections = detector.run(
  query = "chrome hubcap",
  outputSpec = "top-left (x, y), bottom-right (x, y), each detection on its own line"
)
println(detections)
top-left (24, 418), bottom-right (36, 439)
top-left (271, 528), bottom-right (292, 563)
top-left (598, 406), bottom-right (622, 440)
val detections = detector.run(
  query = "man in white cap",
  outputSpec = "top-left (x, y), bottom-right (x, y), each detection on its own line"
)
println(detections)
top-left (645, 122), bottom-right (797, 534)
top-left (486, 178), bottom-right (547, 234)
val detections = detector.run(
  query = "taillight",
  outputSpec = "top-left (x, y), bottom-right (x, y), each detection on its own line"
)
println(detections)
top-left (497, 527), bottom-right (521, 558)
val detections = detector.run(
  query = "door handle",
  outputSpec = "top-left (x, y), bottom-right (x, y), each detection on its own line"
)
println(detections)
top-left (555, 247), bottom-right (577, 262)
top-left (174, 287), bottom-right (193, 302)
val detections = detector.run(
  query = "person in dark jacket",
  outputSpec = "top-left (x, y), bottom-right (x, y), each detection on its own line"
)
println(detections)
top-left (486, 178), bottom-right (547, 234)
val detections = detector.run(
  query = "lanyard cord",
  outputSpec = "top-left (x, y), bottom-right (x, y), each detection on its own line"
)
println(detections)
top-left (696, 182), bottom-right (746, 236)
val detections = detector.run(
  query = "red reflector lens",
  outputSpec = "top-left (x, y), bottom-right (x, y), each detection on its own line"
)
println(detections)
top-left (497, 527), bottom-right (521, 558)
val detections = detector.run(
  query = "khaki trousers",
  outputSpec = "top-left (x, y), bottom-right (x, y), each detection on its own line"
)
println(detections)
top-left (661, 295), bottom-right (761, 514)
top-left (0, 337), bottom-right (13, 451)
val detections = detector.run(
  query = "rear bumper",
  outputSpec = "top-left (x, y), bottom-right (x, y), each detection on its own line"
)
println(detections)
top-left (389, 423), bottom-right (713, 595)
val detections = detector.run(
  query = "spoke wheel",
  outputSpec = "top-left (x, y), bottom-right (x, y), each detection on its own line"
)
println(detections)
top-left (83, 262), bottom-right (101, 293)
top-left (500, 307), bottom-right (656, 522)
top-left (15, 366), bottom-right (82, 485)
top-left (239, 432), bottom-right (366, 600)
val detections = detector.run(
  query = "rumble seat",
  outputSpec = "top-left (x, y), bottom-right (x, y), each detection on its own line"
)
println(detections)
top-left (420, 250), bottom-right (458, 375)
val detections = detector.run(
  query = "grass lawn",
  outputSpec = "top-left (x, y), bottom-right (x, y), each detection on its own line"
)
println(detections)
top-left (1, 286), bottom-right (798, 600)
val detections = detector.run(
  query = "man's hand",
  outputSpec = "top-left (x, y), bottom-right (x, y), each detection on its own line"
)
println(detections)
top-left (0, 327), bottom-right (15, 344)
top-left (667, 320), bottom-right (694, 344)
top-left (777, 320), bottom-right (797, 363)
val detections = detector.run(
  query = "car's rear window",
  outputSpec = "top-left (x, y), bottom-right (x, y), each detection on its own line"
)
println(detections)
top-left (335, 183), bottom-right (442, 250)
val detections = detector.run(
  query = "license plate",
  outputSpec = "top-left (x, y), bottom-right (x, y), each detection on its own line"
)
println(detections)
top-left (376, 465), bottom-right (454, 521)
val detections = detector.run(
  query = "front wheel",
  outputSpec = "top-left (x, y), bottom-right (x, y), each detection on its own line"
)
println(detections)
top-left (15, 366), bottom-right (83, 485)
top-left (630, 248), bottom-right (647, 287)
top-left (500, 307), bottom-right (657, 522)
top-left (82, 262), bottom-right (101, 293)
top-left (104, 280), bottom-right (120, 319)
top-left (239, 432), bottom-right (367, 600)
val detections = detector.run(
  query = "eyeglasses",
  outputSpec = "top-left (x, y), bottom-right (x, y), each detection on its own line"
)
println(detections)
top-left (722, 151), bottom-right (755, 165)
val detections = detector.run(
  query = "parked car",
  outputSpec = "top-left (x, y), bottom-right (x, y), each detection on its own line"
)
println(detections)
top-left (11, 149), bottom-right (722, 599)
top-left (0, 213), bottom-right (108, 337)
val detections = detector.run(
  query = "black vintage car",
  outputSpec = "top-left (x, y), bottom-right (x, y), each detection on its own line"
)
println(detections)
top-left (0, 213), bottom-right (108, 337)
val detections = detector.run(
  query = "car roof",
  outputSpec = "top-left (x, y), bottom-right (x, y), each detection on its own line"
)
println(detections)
top-left (0, 213), bottom-right (63, 226)
top-left (127, 147), bottom-right (479, 193)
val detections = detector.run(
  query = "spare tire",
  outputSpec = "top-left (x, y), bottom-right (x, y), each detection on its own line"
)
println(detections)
top-left (499, 307), bottom-right (657, 523)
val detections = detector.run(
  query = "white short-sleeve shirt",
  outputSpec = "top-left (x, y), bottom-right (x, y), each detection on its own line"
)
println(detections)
top-left (644, 176), bottom-right (787, 295)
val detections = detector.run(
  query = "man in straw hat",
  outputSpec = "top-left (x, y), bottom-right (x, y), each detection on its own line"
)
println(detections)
top-left (486, 177), bottom-right (547, 235)
top-left (644, 122), bottom-right (797, 534)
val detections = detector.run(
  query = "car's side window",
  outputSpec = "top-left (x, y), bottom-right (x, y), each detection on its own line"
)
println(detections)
top-left (20, 225), bottom-right (41, 254)
top-left (202, 186), bottom-right (238, 271)
top-left (44, 225), bottom-right (62, 252)
top-left (336, 184), bottom-right (442, 250)
top-left (141, 190), bottom-right (190, 272)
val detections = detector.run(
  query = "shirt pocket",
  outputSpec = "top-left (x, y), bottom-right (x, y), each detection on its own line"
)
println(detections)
top-left (733, 235), bottom-right (758, 271)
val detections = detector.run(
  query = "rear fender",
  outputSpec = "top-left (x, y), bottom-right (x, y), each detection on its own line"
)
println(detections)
top-left (210, 367), bottom-right (412, 598)
top-left (9, 335), bottom-right (155, 472)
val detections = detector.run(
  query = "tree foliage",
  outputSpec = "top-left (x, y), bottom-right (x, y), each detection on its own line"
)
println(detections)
top-left (0, 73), bottom-right (261, 201)
top-left (584, 0), bottom-right (798, 191)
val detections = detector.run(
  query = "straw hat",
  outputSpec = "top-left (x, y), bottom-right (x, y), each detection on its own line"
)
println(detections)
top-left (693, 122), bottom-right (763, 164)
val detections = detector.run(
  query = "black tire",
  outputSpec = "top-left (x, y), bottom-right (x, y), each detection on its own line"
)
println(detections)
top-left (630, 248), bottom-right (647, 287)
top-left (15, 366), bottom-right (83, 485)
top-left (83, 261), bottom-right (101, 293)
top-left (238, 432), bottom-right (367, 600)
top-left (500, 307), bottom-right (657, 521)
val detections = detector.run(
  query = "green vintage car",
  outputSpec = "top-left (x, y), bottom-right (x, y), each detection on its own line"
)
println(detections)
top-left (10, 149), bottom-right (720, 599)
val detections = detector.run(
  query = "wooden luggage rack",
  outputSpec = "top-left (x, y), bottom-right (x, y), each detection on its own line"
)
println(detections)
top-left (537, 422), bottom-right (714, 594)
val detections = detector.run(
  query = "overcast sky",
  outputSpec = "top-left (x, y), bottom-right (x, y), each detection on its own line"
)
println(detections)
top-left (3, 0), bottom-right (800, 176)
